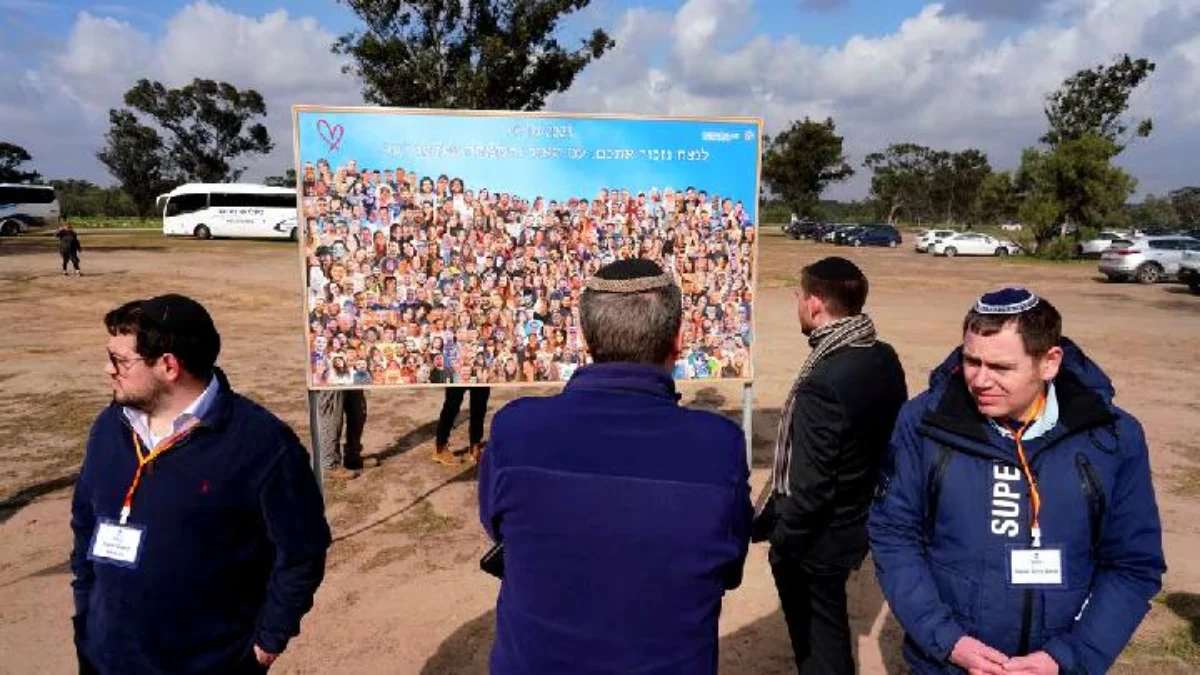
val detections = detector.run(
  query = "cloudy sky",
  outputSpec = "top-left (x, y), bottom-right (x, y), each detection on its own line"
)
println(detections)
top-left (2, 0), bottom-right (1197, 200)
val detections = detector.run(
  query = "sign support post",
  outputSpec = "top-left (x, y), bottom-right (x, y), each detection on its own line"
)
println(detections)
top-left (307, 389), bottom-right (324, 495)
top-left (742, 382), bottom-right (754, 469)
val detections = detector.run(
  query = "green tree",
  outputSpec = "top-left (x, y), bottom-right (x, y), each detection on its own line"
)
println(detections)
top-left (96, 110), bottom-right (179, 219)
top-left (0, 142), bottom-right (42, 183)
top-left (863, 144), bottom-right (991, 225)
top-left (264, 168), bottom-right (297, 188)
top-left (1127, 193), bottom-right (1180, 230)
top-left (116, 78), bottom-right (273, 183)
top-left (1169, 187), bottom-right (1200, 228)
top-left (49, 179), bottom-right (139, 218)
top-left (979, 172), bottom-right (1020, 224)
top-left (1016, 135), bottom-right (1137, 251)
top-left (934, 149), bottom-right (991, 224)
top-left (761, 117), bottom-right (854, 218)
top-left (334, 0), bottom-right (614, 110)
top-left (1041, 54), bottom-right (1155, 153)
top-left (864, 143), bottom-right (935, 224)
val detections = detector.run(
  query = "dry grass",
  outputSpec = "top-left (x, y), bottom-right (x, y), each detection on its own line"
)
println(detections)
top-left (1122, 626), bottom-right (1200, 670)
top-left (1119, 593), bottom-right (1200, 671)
top-left (359, 545), bottom-right (418, 573)
top-left (1173, 468), bottom-right (1200, 497)
top-left (0, 389), bottom-right (104, 500)
top-left (381, 499), bottom-right (463, 537)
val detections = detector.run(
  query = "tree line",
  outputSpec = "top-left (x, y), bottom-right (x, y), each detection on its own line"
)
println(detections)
top-left (1, 1), bottom-right (1196, 252)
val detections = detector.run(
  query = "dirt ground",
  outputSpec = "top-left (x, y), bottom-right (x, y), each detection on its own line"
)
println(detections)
top-left (2, 229), bottom-right (1198, 674)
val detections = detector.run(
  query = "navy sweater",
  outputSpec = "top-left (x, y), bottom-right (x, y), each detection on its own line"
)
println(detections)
top-left (479, 363), bottom-right (753, 674)
top-left (70, 369), bottom-right (331, 674)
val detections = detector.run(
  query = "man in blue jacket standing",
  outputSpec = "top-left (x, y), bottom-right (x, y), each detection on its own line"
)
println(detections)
top-left (868, 287), bottom-right (1166, 674)
top-left (478, 258), bottom-right (753, 674)
top-left (71, 294), bottom-right (331, 674)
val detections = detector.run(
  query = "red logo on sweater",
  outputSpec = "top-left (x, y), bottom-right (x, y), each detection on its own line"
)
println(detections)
top-left (199, 479), bottom-right (211, 494)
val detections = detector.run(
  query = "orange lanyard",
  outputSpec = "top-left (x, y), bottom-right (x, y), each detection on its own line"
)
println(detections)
top-left (1008, 392), bottom-right (1048, 548)
top-left (119, 422), bottom-right (198, 525)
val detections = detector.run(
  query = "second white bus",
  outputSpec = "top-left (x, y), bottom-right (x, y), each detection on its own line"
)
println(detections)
top-left (161, 183), bottom-right (298, 240)
top-left (0, 183), bottom-right (60, 236)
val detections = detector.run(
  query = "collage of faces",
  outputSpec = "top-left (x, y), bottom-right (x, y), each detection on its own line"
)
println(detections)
top-left (302, 158), bottom-right (756, 386)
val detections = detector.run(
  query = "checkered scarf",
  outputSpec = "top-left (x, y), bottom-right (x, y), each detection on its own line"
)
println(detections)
top-left (768, 314), bottom-right (878, 499)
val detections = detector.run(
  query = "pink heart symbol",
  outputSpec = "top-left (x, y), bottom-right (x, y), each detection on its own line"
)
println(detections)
top-left (317, 119), bottom-right (344, 152)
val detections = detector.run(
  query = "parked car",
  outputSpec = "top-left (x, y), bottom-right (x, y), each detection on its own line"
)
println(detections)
top-left (931, 233), bottom-right (1022, 257)
top-left (1178, 251), bottom-right (1200, 294)
top-left (848, 225), bottom-right (902, 247)
top-left (833, 225), bottom-right (869, 245)
top-left (915, 229), bottom-right (957, 252)
top-left (820, 224), bottom-right (851, 243)
top-left (1098, 235), bottom-right (1200, 283)
top-left (1076, 231), bottom-right (1129, 258)
top-left (783, 219), bottom-right (821, 240)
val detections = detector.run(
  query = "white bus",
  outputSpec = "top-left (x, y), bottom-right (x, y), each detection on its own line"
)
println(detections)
top-left (161, 183), bottom-right (298, 240)
top-left (0, 183), bottom-right (61, 236)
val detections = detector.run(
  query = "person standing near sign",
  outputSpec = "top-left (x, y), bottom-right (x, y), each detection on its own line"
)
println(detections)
top-left (434, 386), bottom-right (490, 466)
top-left (868, 288), bottom-right (1165, 675)
top-left (478, 259), bottom-right (752, 674)
top-left (71, 294), bottom-right (331, 674)
top-left (755, 256), bottom-right (907, 675)
top-left (316, 389), bottom-right (367, 476)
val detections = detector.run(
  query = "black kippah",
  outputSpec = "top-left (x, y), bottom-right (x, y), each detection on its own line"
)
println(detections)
top-left (586, 258), bottom-right (675, 293)
top-left (806, 256), bottom-right (863, 282)
top-left (595, 258), bottom-right (666, 280)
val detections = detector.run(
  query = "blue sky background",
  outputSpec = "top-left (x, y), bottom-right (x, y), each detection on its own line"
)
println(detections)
top-left (297, 109), bottom-right (761, 220)
top-left (4, 0), bottom-right (950, 49)
top-left (2, 0), bottom-right (1196, 202)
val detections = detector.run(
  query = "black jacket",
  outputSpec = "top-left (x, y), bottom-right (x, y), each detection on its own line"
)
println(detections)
top-left (57, 228), bottom-right (82, 255)
top-left (768, 341), bottom-right (908, 568)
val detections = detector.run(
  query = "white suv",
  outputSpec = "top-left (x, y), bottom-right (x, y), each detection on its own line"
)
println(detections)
top-left (1098, 236), bottom-right (1200, 283)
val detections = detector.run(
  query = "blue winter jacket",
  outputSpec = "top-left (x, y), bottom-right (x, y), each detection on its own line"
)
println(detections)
top-left (868, 338), bottom-right (1166, 674)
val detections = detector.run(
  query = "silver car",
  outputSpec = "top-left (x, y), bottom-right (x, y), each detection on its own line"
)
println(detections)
top-left (1098, 236), bottom-right (1200, 283)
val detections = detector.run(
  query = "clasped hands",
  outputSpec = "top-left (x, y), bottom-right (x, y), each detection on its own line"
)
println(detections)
top-left (951, 636), bottom-right (1058, 675)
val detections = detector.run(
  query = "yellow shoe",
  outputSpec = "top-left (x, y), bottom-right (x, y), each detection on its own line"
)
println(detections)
top-left (432, 444), bottom-right (462, 466)
top-left (468, 443), bottom-right (484, 465)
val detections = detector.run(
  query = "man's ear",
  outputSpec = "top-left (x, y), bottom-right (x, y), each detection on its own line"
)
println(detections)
top-left (670, 325), bottom-right (685, 362)
top-left (1039, 345), bottom-right (1064, 382)
top-left (159, 353), bottom-right (185, 384)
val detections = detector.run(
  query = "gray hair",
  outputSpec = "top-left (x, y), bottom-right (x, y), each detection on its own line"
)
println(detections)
top-left (580, 285), bottom-right (683, 365)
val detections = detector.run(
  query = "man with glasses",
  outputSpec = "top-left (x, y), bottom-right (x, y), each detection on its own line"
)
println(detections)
top-left (71, 294), bottom-right (331, 674)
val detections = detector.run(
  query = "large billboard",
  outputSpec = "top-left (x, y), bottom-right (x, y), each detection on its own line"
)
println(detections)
top-left (294, 106), bottom-right (761, 389)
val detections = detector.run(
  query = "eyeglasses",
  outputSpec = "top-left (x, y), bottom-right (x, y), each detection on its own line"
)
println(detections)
top-left (108, 352), bottom-right (152, 373)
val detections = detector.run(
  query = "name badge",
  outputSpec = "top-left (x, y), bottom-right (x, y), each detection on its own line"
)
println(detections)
top-left (88, 518), bottom-right (145, 569)
top-left (1008, 546), bottom-right (1064, 587)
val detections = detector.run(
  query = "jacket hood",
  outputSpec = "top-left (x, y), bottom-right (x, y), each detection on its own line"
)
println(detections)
top-left (927, 336), bottom-right (1115, 404)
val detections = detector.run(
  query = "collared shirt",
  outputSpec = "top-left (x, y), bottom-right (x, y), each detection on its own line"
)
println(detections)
top-left (123, 376), bottom-right (219, 450)
top-left (990, 382), bottom-right (1060, 441)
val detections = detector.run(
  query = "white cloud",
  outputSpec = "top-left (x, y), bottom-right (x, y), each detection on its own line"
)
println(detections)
top-left (2, 0), bottom-right (1198, 199)
top-left (1, 1), bottom-right (359, 183)
top-left (549, 0), bottom-right (1200, 199)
